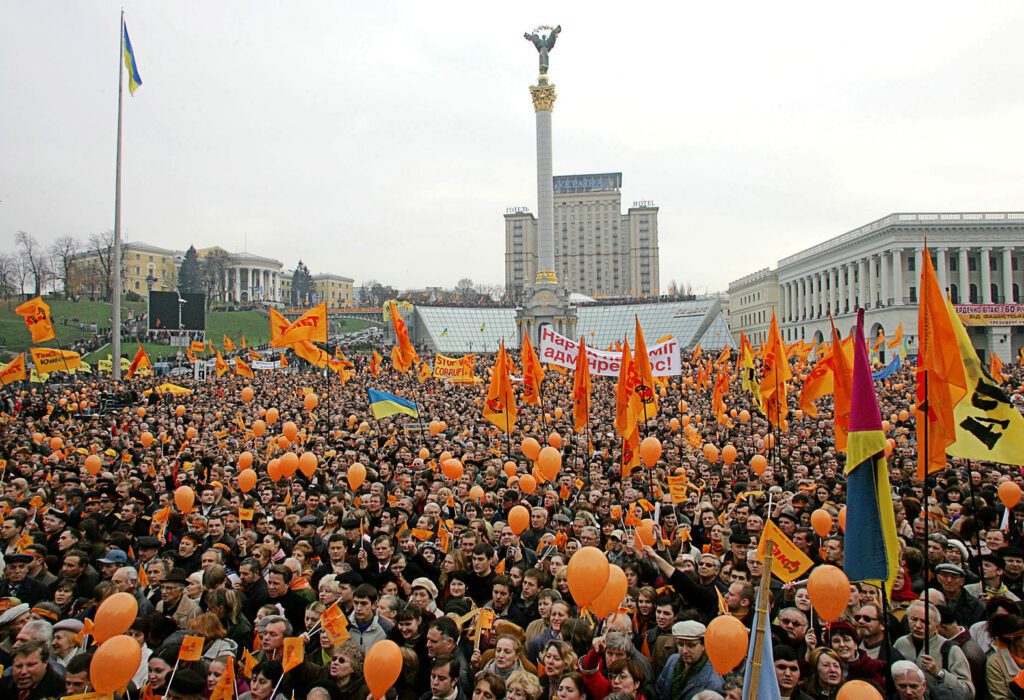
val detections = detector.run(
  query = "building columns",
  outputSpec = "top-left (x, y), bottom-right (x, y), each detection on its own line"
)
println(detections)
top-left (867, 256), bottom-right (877, 309)
top-left (980, 247), bottom-right (992, 303)
top-left (830, 267), bottom-right (839, 315)
top-left (880, 254), bottom-right (890, 306)
top-left (1003, 248), bottom-right (1014, 304)
top-left (936, 248), bottom-right (948, 294)
top-left (234, 267), bottom-right (240, 302)
top-left (892, 249), bottom-right (903, 305)
top-left (959, 248), bottom-right (970, 303)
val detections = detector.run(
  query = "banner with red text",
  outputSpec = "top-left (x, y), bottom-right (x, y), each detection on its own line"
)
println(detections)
top-left (539, 326), bottom-right (681, 377)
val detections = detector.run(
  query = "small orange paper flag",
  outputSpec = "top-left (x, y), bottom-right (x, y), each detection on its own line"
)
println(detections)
top-left (282, 637), bottom-right (304, 672)
top-left (81, 618), bottom-right (94, 638)
top-left (210, 656), bottom-right (236, 700)
top-left (179, 634), bottom-right (204, 661)
top-left (242, 648), bottom-right (258, 678)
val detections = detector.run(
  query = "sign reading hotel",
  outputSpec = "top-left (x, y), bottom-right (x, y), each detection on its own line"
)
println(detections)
top-left (954, 304), bottom-right (1024, 327)
top-left (539, 326), bottom-right (681, 376)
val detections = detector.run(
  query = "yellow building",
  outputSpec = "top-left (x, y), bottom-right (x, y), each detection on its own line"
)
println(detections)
top-left (313, 273), bottom-right (354, 307)
top-left (68, 241), bottom-right (179, 300)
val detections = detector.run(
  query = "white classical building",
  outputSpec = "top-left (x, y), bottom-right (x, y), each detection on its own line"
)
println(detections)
top-left (727, 268), bottom-right (779, 345)
top-left (213, 250), bottom-right (285, 304)
top-left (774, 212), bottom-right (1024, 363)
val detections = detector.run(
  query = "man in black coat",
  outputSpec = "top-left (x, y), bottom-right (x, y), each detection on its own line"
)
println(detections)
top-left (0, 554), bottom-right (50, 606)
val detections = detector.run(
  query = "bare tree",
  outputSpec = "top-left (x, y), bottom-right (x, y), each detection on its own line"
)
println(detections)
top-left (87, 231), bottom-right (116, 301)
top-left (16, 231), bottom-right (51, 297)
top-left (14, 255), bottom-right (31, 299)
top-left (200, 249), bottom-right (230, 309)
top-left (473, 282), bottom-right (504, 302)
top-left (49, 235), bottom-right (81, 299)
top-left (0, 254), bottom-right (16, 308)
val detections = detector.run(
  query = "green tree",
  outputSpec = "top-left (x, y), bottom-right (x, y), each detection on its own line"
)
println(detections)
top-left (178, 246), bottom-right (203, 294)
top-left (292, 260), bottom-right (314, 306)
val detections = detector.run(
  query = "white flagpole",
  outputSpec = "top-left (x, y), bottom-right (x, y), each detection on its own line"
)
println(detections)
top-left (112, 10), bottom-right (126, 380)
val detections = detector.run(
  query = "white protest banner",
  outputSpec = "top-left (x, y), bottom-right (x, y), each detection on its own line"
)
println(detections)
top-left (538, 326), bottom-right (681, 376)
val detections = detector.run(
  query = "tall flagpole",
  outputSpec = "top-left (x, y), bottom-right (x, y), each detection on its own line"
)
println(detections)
top-left (112, 11), bottom-right (126, 380)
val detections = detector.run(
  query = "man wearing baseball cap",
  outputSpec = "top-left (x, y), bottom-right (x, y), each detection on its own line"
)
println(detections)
top-left (655, 620), bottom-right (723, 700)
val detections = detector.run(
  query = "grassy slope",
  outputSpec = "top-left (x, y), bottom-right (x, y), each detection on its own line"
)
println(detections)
top-left (0, 296), bottom-right (377, 362)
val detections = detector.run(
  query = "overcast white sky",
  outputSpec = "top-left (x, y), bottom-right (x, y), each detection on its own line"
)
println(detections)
top-left (2, 2), bottom-right (1023, 295)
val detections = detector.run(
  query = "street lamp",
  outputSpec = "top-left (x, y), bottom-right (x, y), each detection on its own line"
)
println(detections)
top-left (177, 296), bottom-right (187, 331)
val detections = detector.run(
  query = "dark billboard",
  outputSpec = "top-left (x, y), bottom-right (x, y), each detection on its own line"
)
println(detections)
top-left (148, 291), bottom-right (206, 330)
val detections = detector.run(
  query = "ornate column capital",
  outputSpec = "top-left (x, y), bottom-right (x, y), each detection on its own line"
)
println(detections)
top-left (530, 83), bottom-right (557, 112)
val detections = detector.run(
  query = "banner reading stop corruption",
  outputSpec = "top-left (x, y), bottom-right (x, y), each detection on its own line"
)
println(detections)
top-left (538, 326), bottom-right (681, 377)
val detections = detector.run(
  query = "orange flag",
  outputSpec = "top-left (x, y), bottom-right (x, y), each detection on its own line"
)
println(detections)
top-left (572, 337), bottom-right (592, 432)
top-left (830, 317), bottom-right (853, 453)
top-left (633, 317), bottom-right (659, 419)
top-left (369, 351), bottom-right (382, 378)
top-left (248, 349), bottom-right (261, 362)
top-left (215, 351), bottom-right (230, 377)
top-left (614, 339), bottom-right (640, 438)
top-left (990, 352), bottom-right (1005, 382)
top-left (887, 323), bottom-right (904, 349)
top-left (271, 303), bottom-right (327, 348)
top-left (15, 296), bottom-right (56, 343)
top-left (388, 302), bottom-right (419, 372)
top-left (240, 335), bottom-right (247, 349)
top-left (279, 352), bottom-right (289, 368)
top-left (520, 331), bottom-right (545, 406)
top-left (242, 649), bottom-right (258, 678)
top-left (269, 308), bottom-right (291, 343)
top-left (798, 345), bottom-right (834, 419)
top-left (293, 340), bottom-right (330, 368)
top-left (712, 369), bottom-right (729, 420)
top-left (126, 344), bottom-right (151, 379)
top-left (179, 635), bottom-right (204, 661)
top-left (210, 657), bottom-right (236, 700)
top-left (0, 354), bottom-right (27, 386)
top-left (758, 311), bottom-right (791, 429)
top-left (223, 335), bottom-right (236, 352)
top-left (483, 341), bottom-right (517, 433)
top-left (282, 637), bottom-right (304, 671)
top-left (235, 357), bottom-right (255, 379)
top-left (915, 243), bottom-right (967, 478)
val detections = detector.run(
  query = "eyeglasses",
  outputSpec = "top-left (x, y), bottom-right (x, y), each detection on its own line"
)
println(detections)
top-left (853, 615), bottom-right (877, 622)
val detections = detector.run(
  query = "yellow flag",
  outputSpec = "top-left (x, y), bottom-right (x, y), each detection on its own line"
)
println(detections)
top-left (223, 335), bottom-right (236, 351)
top-left (482, 341), bottom-right (517, 432)
top-left (755, 519), bottom-right (814, 583)
top-left (30, 347), bottom-right (81, 374)
top-left (271, 303), bottom-right (327, 348)
top-left (15, 296), bottom-right (56, 343)
top-left (0, 354), bottom-right (27, 386)
top-left (947, 297), bottom-right (1024, 465)
top-left (269, 308), bottom-right (291, 343)
top-left (235, 357), bottom-right (255, 379)
top-left (215, 351), bottom-right (230, 377)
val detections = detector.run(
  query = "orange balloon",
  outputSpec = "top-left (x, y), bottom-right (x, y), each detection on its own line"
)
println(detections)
top-left (418, 448), bottom-right (429, 460)
top-left (705, 615), bottom-right (749, 674)
top-left (554, 407), bottom-right (564, 420)
top-left (241, 387), bottom-right (254, 403)
top-left (807, 564), bottom-right (851, 622)
top-left (567, 546), bottom-right (611, 608)
top-left (268, 459), bottom-right (283, 482)
top-left (884, 438), bottom-right (894, 457)
top-left (764, 433), bottom-right (775, 449)
top-left (85, 454), bottom-right (102, 475)
top-left (348, 463), bottom-right (367, 490)
top-left (810, 509), bottom-right (833, 538)
top-left (283, 421), bottom-right (298, 441)
top-left (838, 506), bottom-right (847, 532)
top-left (722, 444), bottom-right (737, 465)
top-left (836, 680), bottom-right (883, 700)
top-left (538, 447), bottom-right (562, 481)
top-left (265, 407), bottom-right (279, 424)
top-left (439, 451), bottom-right (452, 463)
top-left (305, 393), bottom-right (319, 411)
top-left (280, 452), bottom-right (299, 477)
top-left (252, 419), bottom-right (267, 437)
top-left (898, 409), bottom-right (909, 422)
top-left (140, 432), bottom-right (153, 448)
top-left (90, 635), bottom-right (142, 693)
top-left (703, 443), bottom-right (719, 463)
top-left (364, 639), bottom-right (403, 700)
top-left (739, 409), bottom-right (750, 422)
top-left (469, 485), bottom-right (485, 503)
top-left (175, 405), bottom-right (186, 417)
top-left (238, 451), bottom-right (254, 470)
top-left (299, 452), bottom-right (318, 478)
top-left (548, 431), bottom-right (563, 449)
top-left (277, 435), bottom-right (291, 450)
top-left (640, 437), bottom-right (662, 468)
top-left (503, 461), bottom-right (517, 478)
top-left (669, 417), bottom-right (680, 431)
top-left (750, 454), bottom-right (768, 475)
top-left (589, 565), bottom-right (628, 619)
top-left (441, 459), bottom-right (464, 480)
top-left (93, 592), bottom-right (138, 643)
top-left (429, 420), bottom-right (443, 436)
top-left (521, 437), bottom-right (541, 461)
top-left (238, 469), bottom-right (257, 493)
top-left (186, 426), bottom-right (197, 440)
top-left (508, 505), bottom-right (530, 535)
top-left (174, 486), bottom-right (195, 514)
top-left (519, 474), bottom-right (537, 495)
top-left (136, 407), bottom-right (146, 418)
top-left (999, 481), bottom-right (1022, 509)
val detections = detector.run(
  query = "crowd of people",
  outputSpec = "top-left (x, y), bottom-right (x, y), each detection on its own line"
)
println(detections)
top-left (0, 340), bottom-right (1021, 700)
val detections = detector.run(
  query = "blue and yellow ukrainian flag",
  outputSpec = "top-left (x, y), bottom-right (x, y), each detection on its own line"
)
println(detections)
top-left (122, 22), bottom-right (143, 95)
top-left (844, 308), bottom-right (900, 596)
top-left (367, 389), bottom-right (419, 420)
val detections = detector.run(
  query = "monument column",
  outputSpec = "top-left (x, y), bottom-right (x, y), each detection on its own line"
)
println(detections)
top-left (531, 78), bottom-right (557, 284)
